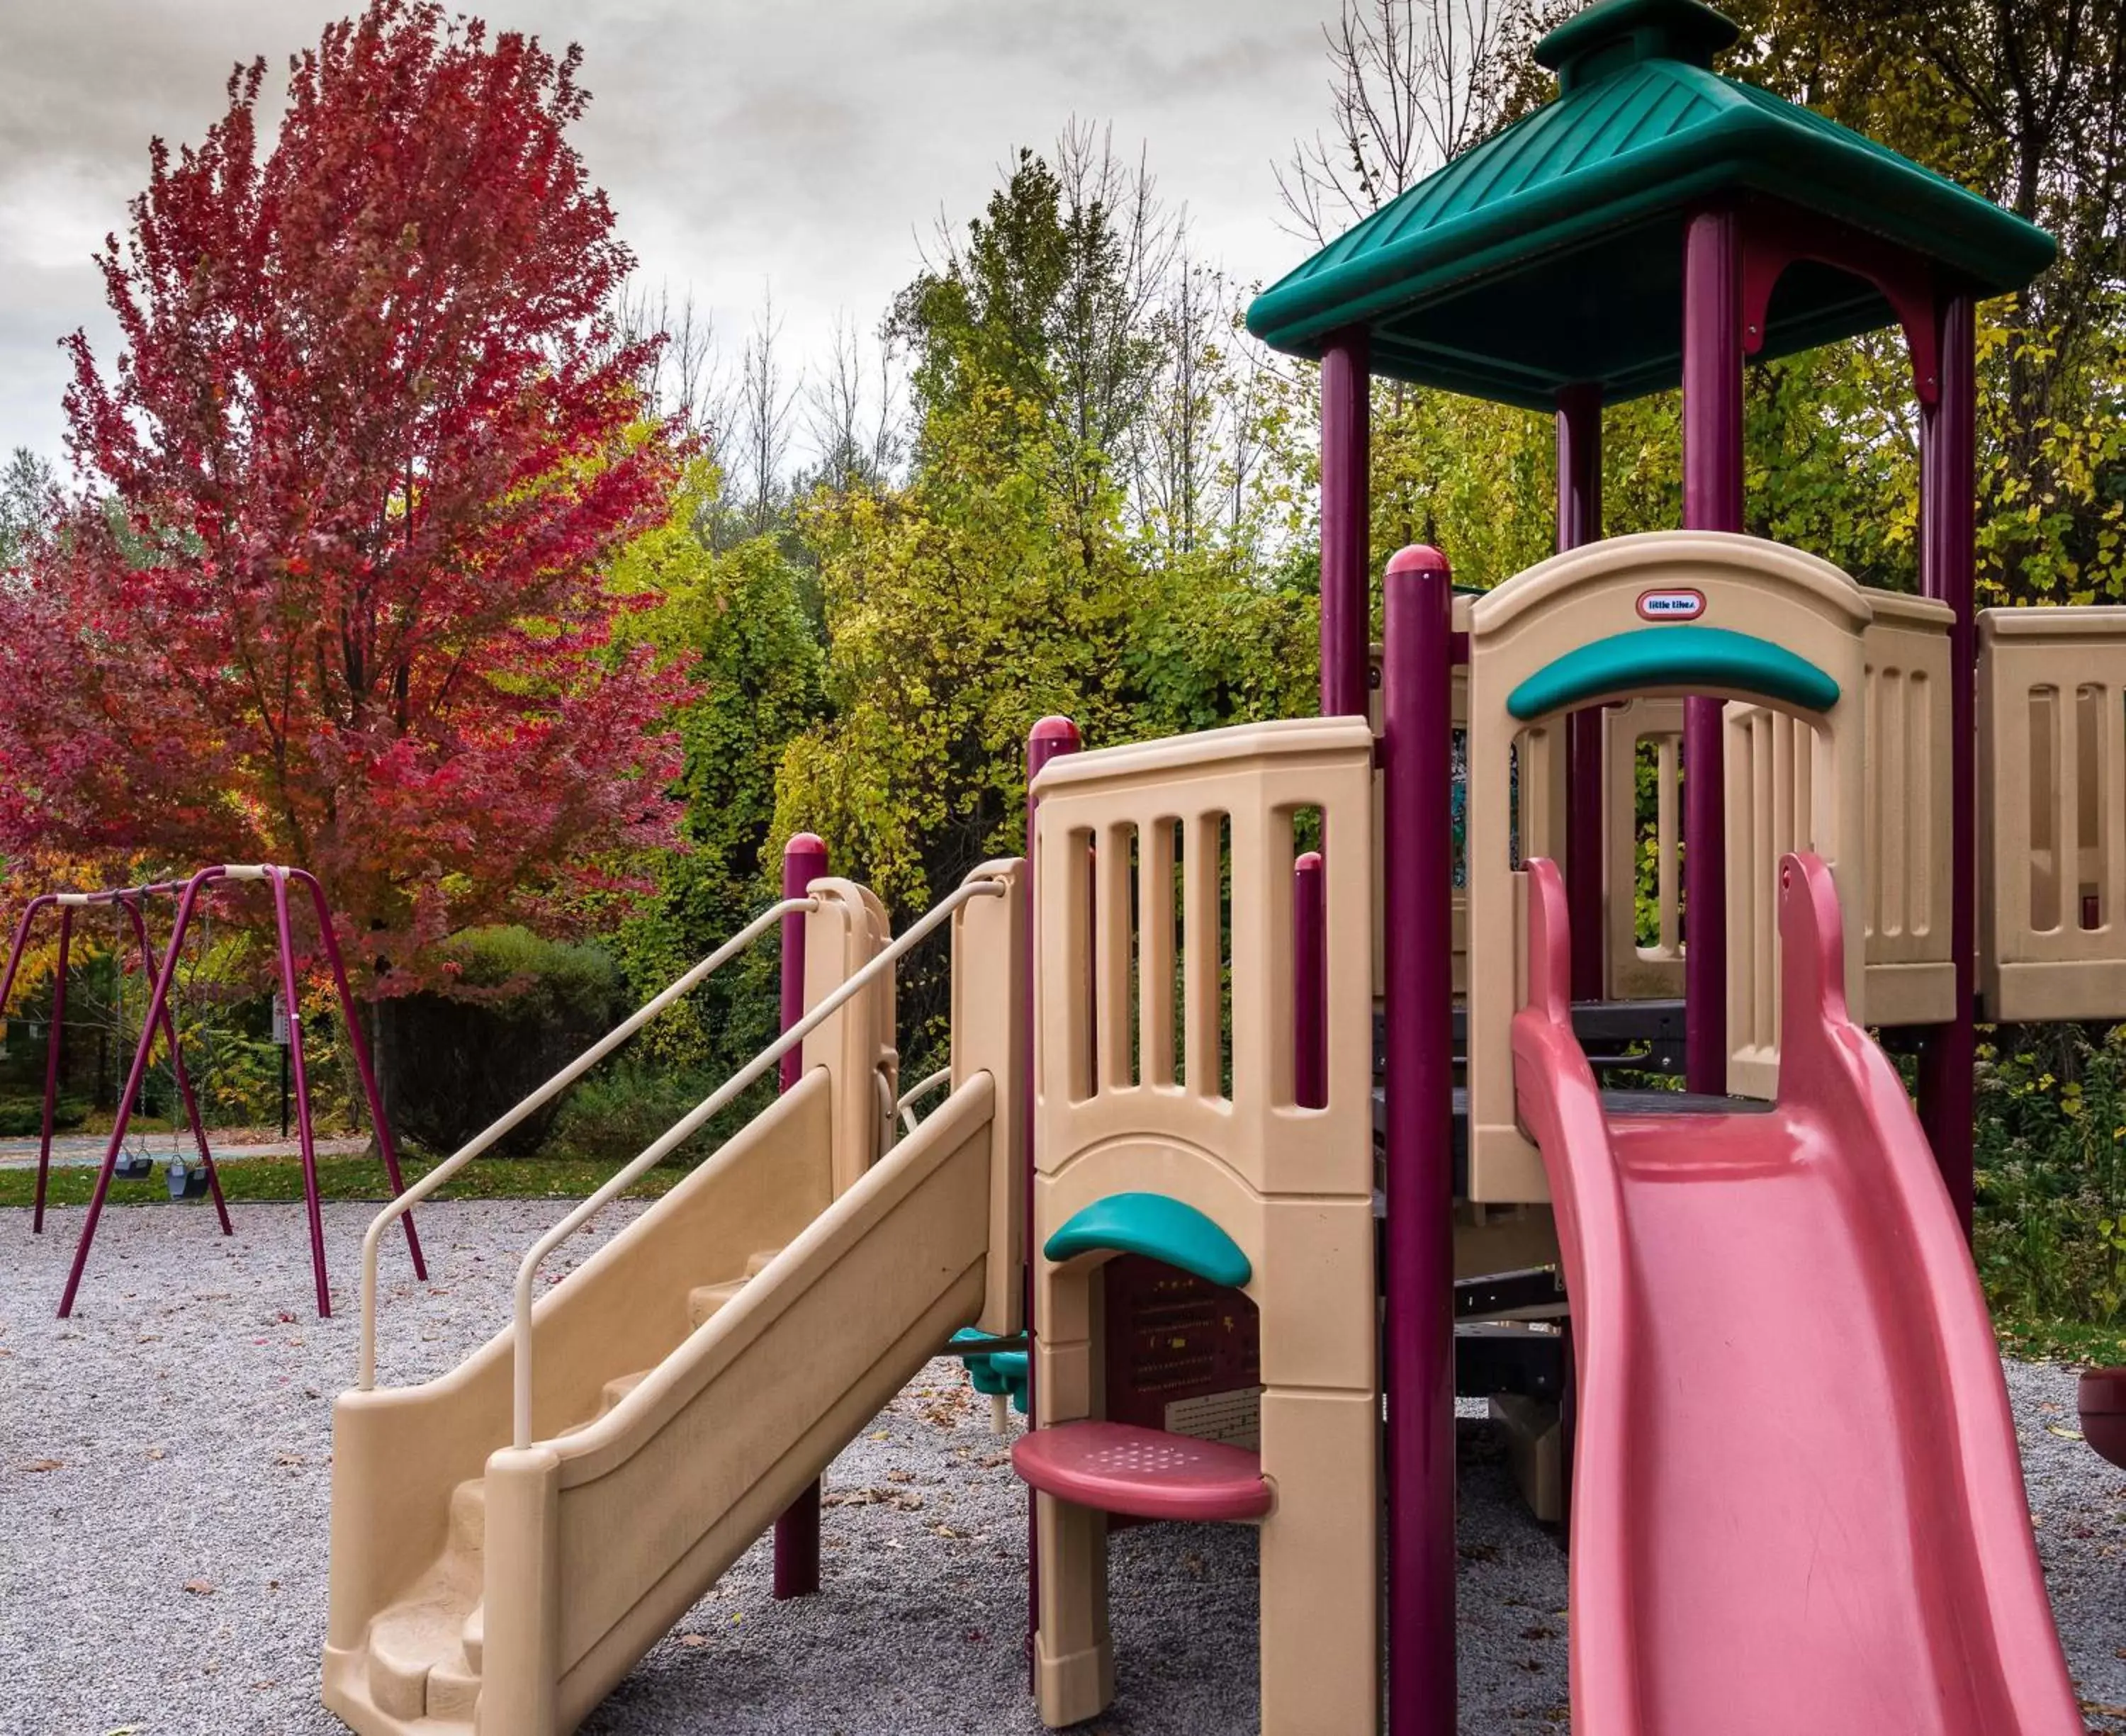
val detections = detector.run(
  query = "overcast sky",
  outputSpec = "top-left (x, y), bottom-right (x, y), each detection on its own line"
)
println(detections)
top-left (0, 0), bottom-right (1343, 470)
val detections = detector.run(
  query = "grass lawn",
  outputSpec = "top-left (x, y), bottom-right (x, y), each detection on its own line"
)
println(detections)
top-left (0, 1150), bottom-right (687, 1210)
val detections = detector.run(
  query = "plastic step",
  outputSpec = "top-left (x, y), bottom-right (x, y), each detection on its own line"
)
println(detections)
top-left (461, 1599), bottom-right (485, 1673)
top-left (1012, 1421), bottom-right (1273, 1523)
top-left (448, 1477), bottom-right (485, 1556)
top-left (425, 1647), bottom-right (481, 1719)
top-left (364, 1577), bottom-right (476, 1721)
top-left (687, 1279), bottom-right (746, 1329)
top-left (687, 1248), bottom-right (782, 1329)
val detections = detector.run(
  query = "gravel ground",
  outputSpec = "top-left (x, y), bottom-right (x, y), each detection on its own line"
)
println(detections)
top-left (1, 1200), bottom-right (2123, 1735)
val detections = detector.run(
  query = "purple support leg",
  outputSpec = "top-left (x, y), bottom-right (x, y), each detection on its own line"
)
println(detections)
top-left (269, 869), bottom-right (332, 1317)
top-left (291, 871), bottom-right (425, 1278)
top-left (0, 896), bottom-right (57, 1029)
top-left (1295, 850), bottom-right (1328, 1110)
top-left (1682, 208), bottom-right (1745, 1095)
top-left (1558, 384), bottom-right (1607, 1001)
top-left (1320, 329), bottom-right (1373, 718)
top-left (1918, 293), bottom-right (1979, 1234)
top-left (59, 871), bottom-right (213, 1318)
top-left (1383, 543), bottom-right (1458, 1736)
top-left (773, 830), bottom-right (830, 1602)
top-left (121, 896), bottom-right (233, 1234)
top-left (1024, 714), bottom-right (1081, 1684)
top-left (33, 908), bottom-right (72, 1234)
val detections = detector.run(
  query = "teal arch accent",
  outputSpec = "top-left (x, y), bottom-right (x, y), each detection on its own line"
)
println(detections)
top-left (1506, 625), bottom-right (1840, 721)
top-left (1043, 1193), bottom-right (1253, 1288)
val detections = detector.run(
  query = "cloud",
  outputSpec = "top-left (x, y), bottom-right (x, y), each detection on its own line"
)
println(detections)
top-left (0, 0), bottom-right (1338, 464)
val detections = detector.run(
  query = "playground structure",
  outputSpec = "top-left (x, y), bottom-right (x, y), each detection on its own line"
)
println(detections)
top-left (0, 863), bottom-right (425, 1317)
top-left (313, 0), bottom-right (2114, 1730)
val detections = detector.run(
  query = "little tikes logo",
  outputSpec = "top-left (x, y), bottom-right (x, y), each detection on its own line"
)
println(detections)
top-left (1636, 588), bottom-right (1706, 622)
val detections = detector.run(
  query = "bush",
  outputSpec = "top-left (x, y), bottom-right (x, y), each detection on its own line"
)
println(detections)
top-left (381, 929), bottom-right (626, 1159)
top-left (0, 1093), bottom-right (88, 1137)
top-left (546, 1063), bottom-right (775, 1168)
top-left (1974, 1022), bottom-right (2126, 1326)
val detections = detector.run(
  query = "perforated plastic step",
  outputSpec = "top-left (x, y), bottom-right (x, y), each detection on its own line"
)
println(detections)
top-left (1011, 1421), bottom-right (1273, 1522)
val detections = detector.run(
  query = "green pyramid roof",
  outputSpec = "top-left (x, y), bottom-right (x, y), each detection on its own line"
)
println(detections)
top-left (1244, 0), bottom-right (2055, 410)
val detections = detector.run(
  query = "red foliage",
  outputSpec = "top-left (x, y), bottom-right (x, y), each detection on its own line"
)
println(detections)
top-left (0, 1), bottom-right (685, 987)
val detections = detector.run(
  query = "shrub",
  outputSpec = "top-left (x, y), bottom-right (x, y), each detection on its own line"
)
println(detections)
top-left (381, 929), bottom-right (626, 1159)
top-left (1974, 1022), bottom-right (2126, 1327)
top-left (0, 1093), bottom-right (88, 1137)
top-left (546, 1063), bottom-right (775, 1168)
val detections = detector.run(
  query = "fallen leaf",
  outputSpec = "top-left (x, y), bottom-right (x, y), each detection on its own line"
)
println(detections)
top-left (2045, 1423), bottom-right (2085, 1441)
top-left (18, 1459), bottom-right (63, 1474)
top-left (677, 1633), bottom-right (709, 1649)
top-left (184, 1579), bottom-right (214, 1595)
top-left (145, 1448), bottom-right (166, 1461)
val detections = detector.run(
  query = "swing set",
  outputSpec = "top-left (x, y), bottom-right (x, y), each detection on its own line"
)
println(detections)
top-left (0, 863), bottom-right (427, 1318)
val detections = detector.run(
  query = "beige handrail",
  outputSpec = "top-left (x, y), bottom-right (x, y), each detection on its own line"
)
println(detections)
top-left (356, 896), bottom-right (813, 1389)
top-left (509, 869), bottom-right (1009, 1448)
top-left (896, 1066), bottom-right (952, 1136)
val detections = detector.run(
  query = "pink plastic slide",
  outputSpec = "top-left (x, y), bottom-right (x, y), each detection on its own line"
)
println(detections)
top-left (1512, 853), bottom-right (2083, 1735)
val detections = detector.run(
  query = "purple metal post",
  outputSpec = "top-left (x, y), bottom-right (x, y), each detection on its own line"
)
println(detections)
top-left (1320, 329), bottom-right (1373, 718)
top-left (0, 895), bottom-right (58, 1026)
top-left (773, 830), bottom-right (830, 1601)
top-left (291, 869), bottom-right (426, 1279)
top-left (1918, 293), bottom-right (1979, 1234)
top-left (32, 907), bottom-right (72, 1233)
top-left (58, 870), bottom-right (214, 1318)
top-left (1558, 384), bottom-right (1607, 1000)
top-left (1294, 851), bottom-right (1328, 1109)
top-left (269, 868), bottom-right (332, 1317)
top-left (1024, 714), bottom-right (1081, 1684)
top-left (120, 896), bottom-right (233, 1234)
top-left (1382, 543), bottom-right (1458, 1736)
top-left (1681, 208), bottom-right (1744, 1095)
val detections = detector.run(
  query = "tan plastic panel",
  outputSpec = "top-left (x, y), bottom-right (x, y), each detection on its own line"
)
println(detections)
top-left (1465, 532), bottom-right (1870, 1200)
top-left (1704, 592), bottom-right (1957, 1095)
top-left (1859, 592), bottom-right (1955, 1023)
top-left (1980, 607), bottom-right (2126, 1020)
top-left (1602, 697), bottom-right (1685, 1000)
top-left (1027, 717), bottom-right (1378, 1735)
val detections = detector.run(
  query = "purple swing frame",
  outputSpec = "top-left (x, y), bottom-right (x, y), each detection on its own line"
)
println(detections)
top-left (0, 863), bottom-right (427, 1318)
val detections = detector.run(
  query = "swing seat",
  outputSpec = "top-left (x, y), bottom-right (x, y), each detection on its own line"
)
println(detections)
top-left (114, 1154), bottom-right (154, 1180)
top-left (166, 1162), bottom-right (209, 1201)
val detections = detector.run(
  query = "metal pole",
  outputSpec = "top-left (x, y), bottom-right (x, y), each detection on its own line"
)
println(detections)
top-left (120, 896), bottom-right (232, 1234)
top-left (1918, 293), bottom-right (1979, 1234)
top-left (1320, 329), bottom-right (1373, 718)
top-left (1383, 543), bottom-right (1457, 1736)
top-left (58, 870), bottom-right (213, 1317)
top-left (1558, 383), bottom-right (1607, 1000)
top-left (291, 870), bottom-right (425, 1278)
top-left (1295, 851), bottom-right (1328, 1109)
top-left (0, 895), bottom-right (58, 1026)
top-left (1681, 207), bottom-right (1744, 1095)
top-left (269, 869), bottom-right (332, 1317)
top-left (773, 831), bottom-right (830, 1601)
top-left (33, 908), bottom-right (72, 1234)
top-left (1024, 714), bottom-right (1081, 1686)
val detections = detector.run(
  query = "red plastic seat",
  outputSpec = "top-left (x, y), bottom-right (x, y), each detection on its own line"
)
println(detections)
top-left (1011, 1422), bottom-right (1273, 1522)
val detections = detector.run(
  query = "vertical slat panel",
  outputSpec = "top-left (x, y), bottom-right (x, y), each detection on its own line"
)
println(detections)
top-left (1096, 822), bottom-right (1135, 1090)
top-left (2049, 688), bottom-right (2066, 935)
top-left (1140, 818), bottom-right (1177, 1086)
top-left (1183, 811), bottom-right (1222, 1098)
top-left (1658, 737), bottom-right (1680, 954)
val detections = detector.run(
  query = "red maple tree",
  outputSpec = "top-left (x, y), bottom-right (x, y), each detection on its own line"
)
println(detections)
top-left (0, 0), bottom-right (685, 984)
